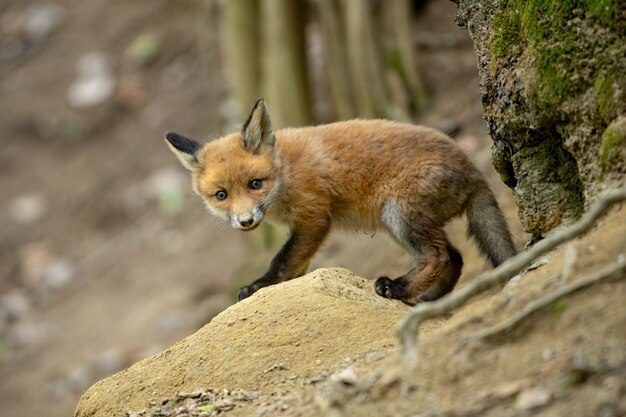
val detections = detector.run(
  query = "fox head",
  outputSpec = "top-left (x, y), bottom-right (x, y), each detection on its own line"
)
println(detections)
top-left (165, 99), bottom-right (281, 231)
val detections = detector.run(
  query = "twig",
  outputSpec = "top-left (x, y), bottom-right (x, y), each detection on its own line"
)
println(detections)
top-left (396, 187), bottom-right (626, 361)
top-left (469, 260), bottom-right (626, 343)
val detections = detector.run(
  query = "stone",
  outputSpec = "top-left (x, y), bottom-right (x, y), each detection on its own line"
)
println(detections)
top-left (515, 387), bottom-right (552, 410)
top-left (67, 52), bottom-right (116, 109)
top-left (74, 268), bottom-right (409, 417)
top-left (9, 193), bottom-right (47, 224)
top-left (453, 0), bottom-right (626, 240)
top-left (24, 2), bottom-right (65, 40)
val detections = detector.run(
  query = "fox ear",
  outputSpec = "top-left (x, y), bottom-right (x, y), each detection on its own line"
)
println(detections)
top-left (165, 131), bottom-right (202, 171)
top-left (241, 98), bottom-right (275, 154)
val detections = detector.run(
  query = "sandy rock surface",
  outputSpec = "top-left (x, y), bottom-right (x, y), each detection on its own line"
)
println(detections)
top-left (75, 268), bottom-right (415, 417)
top-left (75, 205), bottom-right (626, 417)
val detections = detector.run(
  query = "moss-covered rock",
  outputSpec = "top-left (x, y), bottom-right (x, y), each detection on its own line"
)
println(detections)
top-left (598, 116), bottom-right (626, 179)
top-left (455, 0), bottom-right (626, 239)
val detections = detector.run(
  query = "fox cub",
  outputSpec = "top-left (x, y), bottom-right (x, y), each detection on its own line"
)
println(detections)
top-left (165, 99), bottom-right (516, 305)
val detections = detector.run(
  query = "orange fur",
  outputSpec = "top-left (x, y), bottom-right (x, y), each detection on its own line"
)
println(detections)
top-left (165, 99), bottom-right (516, 304)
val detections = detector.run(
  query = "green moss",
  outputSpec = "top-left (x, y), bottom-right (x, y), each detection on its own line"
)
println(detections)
top-left (587, 0), bottom-right (623, 31)
top-left (595, 73), bottom-right (616, 123)
top-left (490, 0), bottom-right (623, 113)
top-left (598, 117), bottom-right (626, 175)
top-left (491, 7), bottom-right (522, 60)
top-left (484, 0), bottom-right (623, 237)
top-left (552, 299), bottom-right (567, 314)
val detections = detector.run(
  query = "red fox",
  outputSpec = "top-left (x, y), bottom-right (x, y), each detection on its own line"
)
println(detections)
top-left (165, 99), bottom-right (517, 304)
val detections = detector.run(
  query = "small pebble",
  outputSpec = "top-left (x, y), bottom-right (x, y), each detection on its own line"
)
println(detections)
top-left (515, 387), bottom-right (552, 410)
top-left (9, 193), bottom-right (47, 224)
top-left (331, 366), bottom-right (357, 386)
top-left (24, 2), bottom-right (65, 40)
top-left (67, 52), bottom-right (115, 108)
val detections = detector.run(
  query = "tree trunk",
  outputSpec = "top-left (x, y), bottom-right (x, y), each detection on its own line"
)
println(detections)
top-left (389, 0), bottom-right (428, 113)
top-left (314, 0), bottom-right (356, 120)
top-left (454, 0), bottom-right (626, 240)
top-left (344, 0), bottom-right (390, 119)
top-left (260, 0), bottom-right (312, 128)
top-left (221, 0), bottom-right (261, 120)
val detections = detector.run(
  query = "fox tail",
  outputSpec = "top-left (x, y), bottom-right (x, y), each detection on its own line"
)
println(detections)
top-left (465, 188), bottom-right (517, 267)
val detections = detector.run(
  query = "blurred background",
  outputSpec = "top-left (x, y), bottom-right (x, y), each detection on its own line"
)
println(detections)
top-left (0, 1), bottom-right (526, 416)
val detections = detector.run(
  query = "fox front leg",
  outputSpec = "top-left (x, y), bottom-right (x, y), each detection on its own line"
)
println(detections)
top-left (237, 220), bottom-right (331, 301)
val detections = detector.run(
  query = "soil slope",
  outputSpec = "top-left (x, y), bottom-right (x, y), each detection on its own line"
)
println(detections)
top-left (76, 203), bottom-right (626, 417)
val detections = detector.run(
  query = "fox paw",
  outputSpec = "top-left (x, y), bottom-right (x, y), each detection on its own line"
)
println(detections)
top-left (375, 276), bottom-right (406, 300)
top-left (237, 284), bottom-right (259, 301)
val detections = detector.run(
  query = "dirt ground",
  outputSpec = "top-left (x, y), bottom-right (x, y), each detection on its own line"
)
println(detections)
top-left (0, 1), bottom-right (536, 417)
top-left (75, 203), bottom-right (626, 417)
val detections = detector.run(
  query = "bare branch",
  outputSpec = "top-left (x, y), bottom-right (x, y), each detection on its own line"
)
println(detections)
top-left (396, 187), bottom-right (626, 361)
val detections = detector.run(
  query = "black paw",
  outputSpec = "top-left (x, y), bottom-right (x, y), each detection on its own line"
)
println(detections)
top-left (375, 276), bottom-right (406, 300)
top-left (237, 284), bottom-right (258, 301)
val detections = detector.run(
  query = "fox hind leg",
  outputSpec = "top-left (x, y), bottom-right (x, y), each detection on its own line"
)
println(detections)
top-left (417, 242), bottom-right (463, 302)
top-left (376, 202), bottom-right (463, 304)
top-left (375, 239), bottom-right (462, 305)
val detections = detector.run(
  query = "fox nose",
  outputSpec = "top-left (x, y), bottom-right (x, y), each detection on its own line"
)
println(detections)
top-left (239, 218), bottom-right (254, 227)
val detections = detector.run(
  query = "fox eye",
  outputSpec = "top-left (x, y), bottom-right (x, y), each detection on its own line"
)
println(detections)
top-left (215, 190), bottom-right (228, 201)
top-left (249, 179), bottom-right (263, 190)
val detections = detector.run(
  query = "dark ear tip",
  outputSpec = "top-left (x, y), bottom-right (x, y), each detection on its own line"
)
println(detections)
top-left (164, 131), bottom-right (201, 154)
top-left (165, 131), bottom-right (177, 143)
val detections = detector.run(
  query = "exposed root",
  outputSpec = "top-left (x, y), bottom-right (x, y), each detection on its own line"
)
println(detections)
top-left (396, 187), bottom-right (626, 362)
top-left (469, 260), bottom-right (626, 344)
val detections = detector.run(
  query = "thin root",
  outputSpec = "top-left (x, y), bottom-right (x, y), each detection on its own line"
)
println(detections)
top-left (468, 260), bottom-right (626, 343)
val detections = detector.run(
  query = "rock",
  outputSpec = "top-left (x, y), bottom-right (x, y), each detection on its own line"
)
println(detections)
top-left (598, 116), bottom-right (626, 181)
top-left (484, 378), bottom-right (531, 400)
top-left (67, 52), bottom-right (116, 109)
top-left (24, 2), bottom-right (65, 40)
top-left (9, 193), bottom-right (47, 224)
top-left (515, 387), bottom-right (552, 410)
top-left (453, 1), bottom-right (626, 240)
top-left (330, 366), bottom-right (358, 385)
top-left (18, 243), bottom-right (75, 290)
top-left (67, 74), bottom-right (116, 109)
top-left (43, 258), bottom-right (75, 289)
top-left (75, 268), bottom-right (409, 417)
